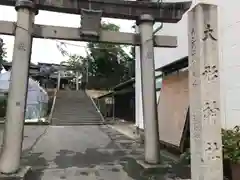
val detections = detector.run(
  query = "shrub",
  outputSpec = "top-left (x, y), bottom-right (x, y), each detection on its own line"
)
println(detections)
top-left (0, 94), bottom-right (7, 117)
top-left (180, 126), bottom-right (240, 165)
top-left (222, 126), bottom-right (240, 164)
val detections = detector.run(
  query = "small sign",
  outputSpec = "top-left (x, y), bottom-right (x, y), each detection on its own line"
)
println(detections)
top-left (80, 8), bottom-right (102, 37)
top-left (105, 97), bottom-right (113, 104)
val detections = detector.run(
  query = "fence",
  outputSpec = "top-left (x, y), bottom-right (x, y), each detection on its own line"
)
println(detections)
top-left (93, 96), bottom-right (114, 120)
top-left (0, 92), bottom-right (49, 122)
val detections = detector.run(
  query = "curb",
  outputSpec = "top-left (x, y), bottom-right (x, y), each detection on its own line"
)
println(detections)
top-left (0, 121), bottom-right (50, 126)
top-left (106, 124), bottom-right (181, 165)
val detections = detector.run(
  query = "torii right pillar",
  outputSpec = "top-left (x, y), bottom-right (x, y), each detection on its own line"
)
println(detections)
top-left (188, 3), bottom-right (223, 180)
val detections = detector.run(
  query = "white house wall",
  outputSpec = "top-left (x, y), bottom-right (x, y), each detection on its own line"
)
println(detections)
top-left (135, 0), bottom-right (240, 130)
top-left (135, 38), bottom-right (144, 129)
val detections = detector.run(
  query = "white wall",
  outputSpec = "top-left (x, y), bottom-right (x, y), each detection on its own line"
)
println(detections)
top-left (135, 0), bottom-right (240, 129)
top-left (135, 37), bottom-right (144, 129)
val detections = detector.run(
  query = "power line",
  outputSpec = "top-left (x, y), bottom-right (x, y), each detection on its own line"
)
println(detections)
top-left (56, 40), bottom-right (132, 60)
top-left (55, 39), bottom-right (131, 51)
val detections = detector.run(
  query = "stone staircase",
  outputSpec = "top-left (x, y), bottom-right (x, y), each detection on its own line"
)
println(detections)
top-left (51, 90), bottom-right (104, 126)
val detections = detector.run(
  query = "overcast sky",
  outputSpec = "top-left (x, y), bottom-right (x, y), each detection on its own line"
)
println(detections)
top-left (0, 5), bottom-right (135, 65)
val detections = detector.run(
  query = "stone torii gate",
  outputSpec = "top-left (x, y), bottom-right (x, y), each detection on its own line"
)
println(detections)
top-left (0, 0), bottom-right (191, 178)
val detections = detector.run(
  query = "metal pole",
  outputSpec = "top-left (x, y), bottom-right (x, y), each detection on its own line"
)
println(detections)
top-left (137, 14), bottom-right (160, 164)
top-left (76, 71), bottom-right (79, 91)
top-left (112, 94), bottom-right (115, 121)
top-left (86, 58), bottom-right (89, 83)
top-left (85, 49), bottom-right (90, 85)
top-left (57, 70), bottom-right (61, 90)
top-left (97, 99), bottom-right (100, 110)
top-left (0, 0), bottom-right (37, 174)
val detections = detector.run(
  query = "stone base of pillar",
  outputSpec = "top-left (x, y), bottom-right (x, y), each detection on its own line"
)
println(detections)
top-left (0, 166), bottom-right (32, 180)
top-left (137, 159), bottom-right (171, 171)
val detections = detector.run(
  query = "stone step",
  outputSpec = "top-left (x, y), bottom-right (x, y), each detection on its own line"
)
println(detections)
top-left (52, 118), bottom-right (102, 122)
top-left (54, 105), bottom-right (94, 108)
top-left (54, 112), bottom-right (98, 115)
top-left (55, 103), bottom-right (94, 105)
top-left (53, 116), bottom-right (101, 119)
top-left (54, 114), bottom-right (99, 116)
top-left (54, 107), bottom-right (95, 110)
top-left (54, 104), bottom-right (95, 108)
top-left (57, 116), bottom-right (100, 119)
top-left (52, 122), bottom-right (104, 126)
top-left (51, 116), bottom-right (101, 119)
top-left (53, 108), bottom-right (98, 112)
top-left (55, 100), bottom-right (89, 102)
top-left (54, 121), bottom-right (103, 124)
top-left (52, 120), bottom-right (103, 124)
top-left (53, 117), bottom-right (101, 120)
top-left (54, 103), bottom-right (94, 106)
top-left (51, 90), bottom-right (102, 125)
top-left (53, 112), bottom-right (100, 115)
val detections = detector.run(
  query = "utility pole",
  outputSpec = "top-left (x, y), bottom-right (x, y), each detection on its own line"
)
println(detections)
top-left (0, 0), bottom-right (37, 174)
top-left (138, 14), bottom-right (160, 164)
top-left (85, 49), bottom-right (90, 85)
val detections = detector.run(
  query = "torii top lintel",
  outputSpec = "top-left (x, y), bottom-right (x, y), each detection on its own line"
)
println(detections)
top-left (1, 0), bottom-right (192, 23)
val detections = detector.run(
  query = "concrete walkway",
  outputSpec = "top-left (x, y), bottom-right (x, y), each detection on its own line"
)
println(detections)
top-left (0, 125), bottom-right (189, 180)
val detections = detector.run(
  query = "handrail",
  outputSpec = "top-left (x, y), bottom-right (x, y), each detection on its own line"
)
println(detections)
top-left (86, 91), bottom-right (105, 123)
top-left (48, 88), bottom-right (57, 124)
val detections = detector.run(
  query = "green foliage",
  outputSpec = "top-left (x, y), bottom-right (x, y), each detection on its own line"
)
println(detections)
top-left (222, 126), bottom-right (240, 164)
top-left (0, 94), bottom-right (7, 117)
top-left (0, 38), bottom-right (7, 71)
top-left (86, 22), bottom-right (134, 83)
top-left (60, 54), bottom-right (85, 71)
top-left (180, 126), bottom-right (240, 165)
top-left (101, 22), bottom-right (120, 32)
top-left (87, 23), bottom-right (132, 74)
top-left (57, 22), bottom-right (134, 89)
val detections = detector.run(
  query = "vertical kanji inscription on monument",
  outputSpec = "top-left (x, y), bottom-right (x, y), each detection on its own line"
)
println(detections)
top-left (188, 3), bottom-right (223, 180)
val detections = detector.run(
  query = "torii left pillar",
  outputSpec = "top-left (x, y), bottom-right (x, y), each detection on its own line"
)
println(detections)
top-left (0, 0), bottom-right (37, 175)
top-left (137, 14), bottom-right (160, 164)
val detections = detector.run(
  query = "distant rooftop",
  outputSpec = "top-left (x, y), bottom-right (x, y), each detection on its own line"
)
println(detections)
top-left (2, 62), bottom-right (39, 71)
top-left (2, 61), bottom-right (70, 71)
top-left (155, 56), bottom-right (188, 74)
top-left (38, 62), bottom-right (68, 67)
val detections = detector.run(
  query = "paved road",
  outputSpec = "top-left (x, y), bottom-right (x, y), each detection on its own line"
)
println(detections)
top-left (0, 125), bottom-right (188, 180)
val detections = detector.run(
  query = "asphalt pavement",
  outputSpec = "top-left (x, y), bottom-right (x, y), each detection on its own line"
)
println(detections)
top-left (0, 125), bottom-right (189, 180)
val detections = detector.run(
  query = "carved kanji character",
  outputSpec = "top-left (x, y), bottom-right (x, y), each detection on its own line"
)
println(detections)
top-left (202, 24), bottom-right (217, 41)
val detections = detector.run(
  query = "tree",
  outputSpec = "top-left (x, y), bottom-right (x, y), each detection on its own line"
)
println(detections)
top-left (86, 22), bottom-right (134, 81)
top-left (57, 22), bottom-right (134, 89)
top-left (57, 42), bottom-right (84, 72)
top-left (60, 54), bottom-right (85, 72)
top-left (0, 38), bottom-right (7, 72)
